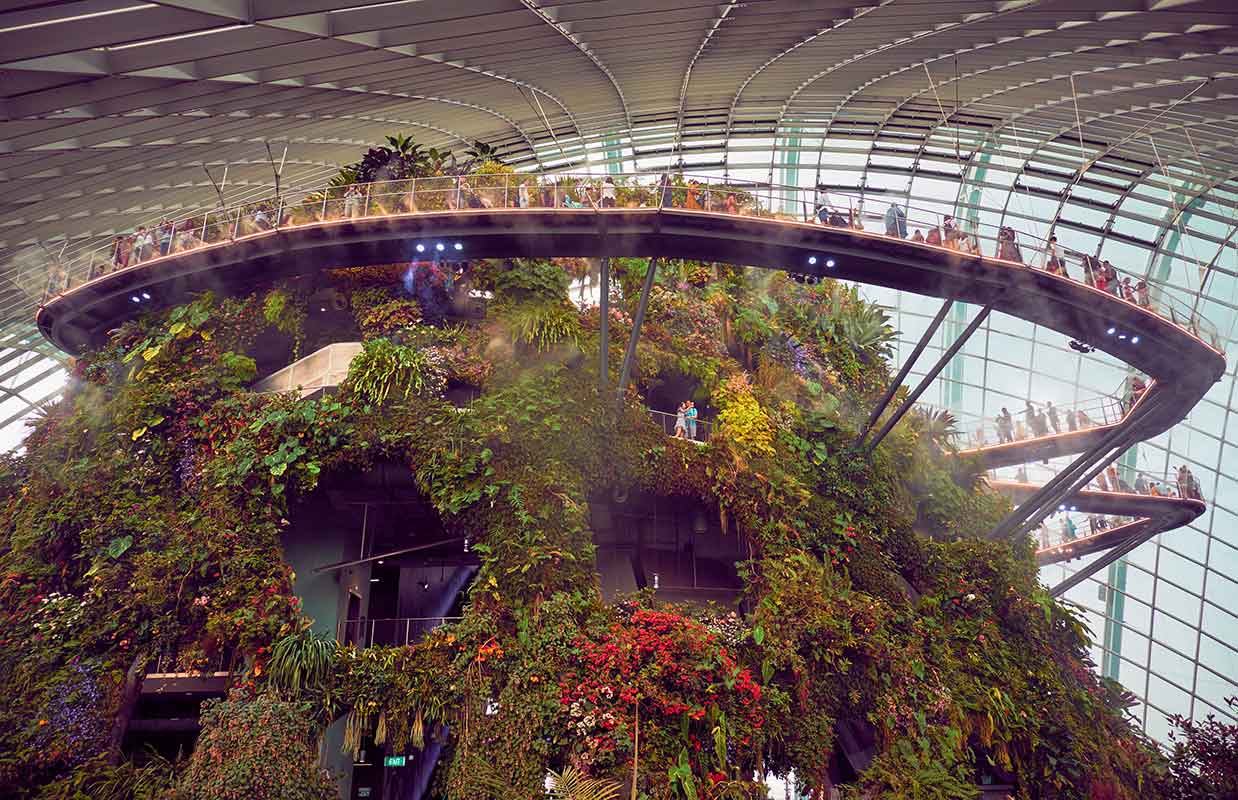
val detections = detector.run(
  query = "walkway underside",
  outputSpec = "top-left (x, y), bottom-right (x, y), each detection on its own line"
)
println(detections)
top-left (36, 207), bottom-right (1225, 588)
top-left (991, 480), bottom-right (1205, 568)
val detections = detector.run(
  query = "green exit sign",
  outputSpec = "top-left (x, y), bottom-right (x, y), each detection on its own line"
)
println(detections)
top-left (383, 755), bottom-right (407, 767)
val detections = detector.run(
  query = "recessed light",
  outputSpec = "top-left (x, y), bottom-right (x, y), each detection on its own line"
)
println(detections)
top-left (1107, 327), bottom-right (1116, 335)
top-left (130, 295), bottom-right (140, 303)
top-left (415, 243), bottom-right (425, 253)
top-left (808, 256), bottom-right (817, 265)
top-left (826, 258), bottom-right (836, 268)
top-left (1131, 336), bottom-right (1140, 344)
top-left (453, 242), bottom-right (463, 251)
top-left (435, 242), bottom-right (445, 251)
top-left (141, 292), bottom-right (151, 300)
top-left (369, 577), bottom-right (380, 583)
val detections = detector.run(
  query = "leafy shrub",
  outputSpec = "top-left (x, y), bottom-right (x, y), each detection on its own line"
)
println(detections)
top-left (343, 337), bottom-right (446, 404)
top-left (502, 301), bottom-right (582, 352)
top-left (358, 298), bottom-right (422, 337)
top-left (177, 691), bottom-right (337, 800)
top-left (491, 259), bottom-right (570, 304)
top-left (715, 373), bottom-right (776, 458)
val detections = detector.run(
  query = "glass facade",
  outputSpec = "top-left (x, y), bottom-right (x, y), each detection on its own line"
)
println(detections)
top-left (7, 115), bottom-right (1237, 737)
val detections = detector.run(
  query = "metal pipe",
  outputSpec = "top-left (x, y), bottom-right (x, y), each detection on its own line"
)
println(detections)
top-left (857, 299), bottom-right (953, 443)
top-left (616, 257), bottom-right (659, 406)
top-left (864, 305), bottom-right (992, 454)
top-left (599, 256), bottom-right (610, 392)
top-left (990, 394), bottom-right (1163, 540)
top-left (1050, 530), bottom-right (1149, 597)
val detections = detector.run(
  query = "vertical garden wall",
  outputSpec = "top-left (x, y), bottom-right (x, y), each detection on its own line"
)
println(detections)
top-left (0, 249), bottom-right (1184, 799)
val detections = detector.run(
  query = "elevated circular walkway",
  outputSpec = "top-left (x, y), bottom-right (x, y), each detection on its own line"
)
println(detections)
top-left (34, 181), bottom-right (1225, 593)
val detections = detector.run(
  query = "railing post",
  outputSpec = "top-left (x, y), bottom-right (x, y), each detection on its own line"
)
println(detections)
top-left (504, 173), bottom-right (510, 208)
top-left (321, 189), bottom-right (329, 220)
top-left (168, 219), bottom-right (177, 254)
top-left (455, 175), bottom-right (462, 208)
top-left (274, 197), bottom-right (283, 229)
top-left (363, 183), bottom-right (372, 217)
top-left (231, 208), bottom-right (241, 239)
top-left (200, 213), bottom-right (209, 241)
top-left (405, 618), bottom-right (411, 646)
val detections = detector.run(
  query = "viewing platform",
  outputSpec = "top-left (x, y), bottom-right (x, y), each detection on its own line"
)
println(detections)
top-left (32, 172), bottom-right (1226, 596)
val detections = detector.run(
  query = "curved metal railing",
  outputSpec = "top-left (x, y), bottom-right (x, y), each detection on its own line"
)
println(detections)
top-left (35, 171), bottom-right (1221, 350)
top-left (946, 378), bottom-right (1147, 451)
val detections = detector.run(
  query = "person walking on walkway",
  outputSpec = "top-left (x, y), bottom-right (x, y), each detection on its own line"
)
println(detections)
top-left (1046, 401), bottom-right (1060, 434)
top-left (884, 203), bottom-right (907, 238)
top-left (685, 401), bottom-right (698, 441)
top-left (1043, 235), bottom-right (1062, 274)
top-left (674, 402), bottom-right (687, 439)
top-left (996, 407), bottom-right (1014, 444)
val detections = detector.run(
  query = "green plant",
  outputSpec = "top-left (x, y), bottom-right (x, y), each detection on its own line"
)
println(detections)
top-left (178, 692), bottom-right (338, 800)
top-left (503, 301), bottom-right (582, 352)
top-left (838, 301), bottom-right (896, 359)
top-left (546, 766), bottom-right (622, 800)
top-left (343, 337), bottom-right (446, 404)
top-left (491, 259), bottom-right (571, 304)
top-left (268, 628), bottom-right (338, 701)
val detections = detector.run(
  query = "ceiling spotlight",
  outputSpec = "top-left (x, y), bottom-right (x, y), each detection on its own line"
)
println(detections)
top-left (435, 242), bottom-right (445, 251)
top-left (1059, 504), bottom-right (1067, 511)
top-left (1118, 334), bottom-right (1127, 340)
top-left (141, 292), bottom-right (151, 300)
top-left (130, 295), bottom-right (141, 303)
top-left (1070, 506), bottom-right (1077, 512)
top-left (453, 242), bottom-right (463, 251)
top-left (826, 258), bottom-right (836, 268)
top-left (369, 577), bottom-right (380, 583)
top-left (377, 560), bottom-right (384, 565)
top-left (808, 256), bottom-right (817, 265)
top-left (1131, 336), bottom-right (1140, 344)
top-left (1107, 327), bottom-right (1116, 335)
top-left (415, 243), bottom-right (425, 253)
top-left (320, 307), bottom-right (327, 312)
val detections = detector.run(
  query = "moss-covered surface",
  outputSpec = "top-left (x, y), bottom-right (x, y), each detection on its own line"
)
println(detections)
top-left (0, 254), bottom-right (1168, 799)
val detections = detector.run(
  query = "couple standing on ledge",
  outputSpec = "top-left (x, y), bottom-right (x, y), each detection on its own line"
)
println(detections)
top-left (674, 401), bottom-right (698, 440)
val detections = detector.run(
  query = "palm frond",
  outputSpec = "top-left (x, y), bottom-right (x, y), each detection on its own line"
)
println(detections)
top-left (546, 766), bottom-right (622, 800)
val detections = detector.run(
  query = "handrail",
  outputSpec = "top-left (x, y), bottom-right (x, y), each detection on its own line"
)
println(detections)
top-left (34, 170), bottom-right (1222, 351)
top-left (648, 407), bottom-right (711, 443)
top-left (990, 462), bottom-right (1203, 501)
top-left (336, 616), bottom-right (461, 649)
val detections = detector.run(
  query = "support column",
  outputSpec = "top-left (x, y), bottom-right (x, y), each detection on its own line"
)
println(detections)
top-left (599, 257), bottom-right (610, 392)
top-left (617, 257), bottom-right (659, 407)
top-left (1008, 419), bottom-right (1152, 543)
top-left (857, 299), bottom-right (954, 444)
top-left (989, 394), bottom-right (1163, 541)
top-left (862, 304), bottom-right (991, 454)
top-left (1050, 529), bottom-right (1149, 597)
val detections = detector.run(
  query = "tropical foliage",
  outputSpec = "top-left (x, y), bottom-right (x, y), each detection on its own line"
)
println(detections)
top-left (0, 230), bottom-right (1202, 800)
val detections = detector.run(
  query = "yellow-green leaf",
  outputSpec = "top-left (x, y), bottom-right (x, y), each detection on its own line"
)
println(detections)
top-left (131, 427), bottom-right (147, 440)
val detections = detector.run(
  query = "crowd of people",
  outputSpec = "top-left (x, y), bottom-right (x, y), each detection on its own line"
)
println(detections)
top-left (988, 400), bottom-right (1103, 445)
top-left (55, 178), bottom-right (1196, 350)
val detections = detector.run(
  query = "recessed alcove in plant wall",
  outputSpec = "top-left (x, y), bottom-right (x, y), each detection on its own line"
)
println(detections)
top-left (283, 460), bottom-right (476, 651)
top-left (590, 490), bottom-right (746, 606)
